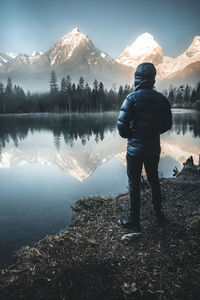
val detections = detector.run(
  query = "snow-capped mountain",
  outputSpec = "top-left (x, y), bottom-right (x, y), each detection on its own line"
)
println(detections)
top-left (117, 33), bottom-right (200, 85)
top-left (116, 33), bottom-right (163, 68)
top-left (0, 29), bottom-right (200, 89)
top-left (0, 52), bottom-right (17, 67)
top-left (48, 27), bottom-right (109, 67)
top-left (163, 62), bottom-right (200, 84)
top-left (158, 36), bottom-right (200, 83)
top-left (0, 51), bottom-right (44, 77)
top-left (43, 27), bottom-right (132, 84)
top-left (0, 28), bottom-right (132, 89)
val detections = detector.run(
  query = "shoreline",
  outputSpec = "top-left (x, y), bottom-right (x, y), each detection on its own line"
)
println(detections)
top-left (0, 107), bottom-right (199, 116)
top-left (0, 158), bottom-right (199, 299)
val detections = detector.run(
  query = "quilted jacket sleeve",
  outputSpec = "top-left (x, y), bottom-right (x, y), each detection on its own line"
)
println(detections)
top-left (117, 96), bottom-right (134, 138)
top-left (160, 97), bottom-right (172, 134)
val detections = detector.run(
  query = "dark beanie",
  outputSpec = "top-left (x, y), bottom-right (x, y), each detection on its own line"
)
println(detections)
top-left (134, 62), bottom-right (156, 79)
top-left (134, 62), bottom-right (156, 90)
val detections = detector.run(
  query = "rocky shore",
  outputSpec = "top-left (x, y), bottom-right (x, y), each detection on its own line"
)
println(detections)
top-left (0, 158), bottom-right (199, 300)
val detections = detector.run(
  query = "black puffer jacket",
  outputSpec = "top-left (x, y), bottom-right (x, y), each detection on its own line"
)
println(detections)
top-left (117, 63), bottom-right (172, 158)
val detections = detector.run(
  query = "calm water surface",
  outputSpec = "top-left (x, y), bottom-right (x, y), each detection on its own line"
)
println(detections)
top-left (0, 110), bottom-right (199, 267)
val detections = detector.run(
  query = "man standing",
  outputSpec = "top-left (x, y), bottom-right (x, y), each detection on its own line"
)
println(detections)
top-left (117, 62), bottom-right (172, 233)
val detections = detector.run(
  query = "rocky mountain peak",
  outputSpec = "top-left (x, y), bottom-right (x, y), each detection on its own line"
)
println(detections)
top-left (71, 27), bottom-right (80, 33)
top-left (135, 32), bottom-right (154, 42)
top-left (49, 28), bottom-right (91, 66)
top-left (59, 27), bottom-right (88, 46)
top-left (185, 36), bottom-right (200, 57)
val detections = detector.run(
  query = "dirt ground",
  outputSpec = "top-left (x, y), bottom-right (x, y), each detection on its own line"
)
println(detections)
top-left (0, 158), bottom-right (199, 300)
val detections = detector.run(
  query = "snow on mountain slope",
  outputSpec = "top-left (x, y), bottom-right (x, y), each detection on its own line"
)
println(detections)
top-left (185, 36), bottom-right (200, 57)
top-left (117, 33), bottom-right (200, 82)
top-left (4, 54), bottom-right (31, 73)
top-left (0, 28), bottom-right (132, 87)
top-left (49, 28), bottom-right (86, 65)
top-left (49, 27), bottom-right (98, 66)
top-left (162, 61), bottom-right (200, 85)
top-left (31, 51), bottom-right (43, 56)
top-left (0, 52), bottom-right (17, 67)
top-left (39, 27), bottom-right (132, 85)
top-left (29, 51), bottom-right (44, 64)
top-left (47, 27), bottom-right (116, 68)
top-left (116, 33), bottom-right (163, 68)
top-left (1, 29), bottom-right (200, 86)
top-left (0, 51), bottom-right (44, 73)
top-left (5, 52), bottom-right (17, 59)
top-left (157, 36), bottom-right (200, 79)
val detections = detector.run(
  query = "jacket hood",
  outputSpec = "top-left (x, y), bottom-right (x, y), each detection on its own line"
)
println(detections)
top-left (134, 62), bottom-right (156, 91)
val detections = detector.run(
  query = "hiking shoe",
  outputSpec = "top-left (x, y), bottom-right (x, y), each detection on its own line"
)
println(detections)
top-left (117, 219), bottom-right (141, 232)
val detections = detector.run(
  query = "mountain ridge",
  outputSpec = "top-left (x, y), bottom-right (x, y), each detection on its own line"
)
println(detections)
top-left (0, 28), bottom-right (133, 90)
top-left (0, 28), bottom-right (200, 90)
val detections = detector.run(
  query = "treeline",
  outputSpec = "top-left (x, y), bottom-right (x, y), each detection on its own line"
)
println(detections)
top-left (163, 83), bottom-right (200, 110)
top-left (0, 71), bottom-right (132, 114)
top-left (0, 71), bottom-right (200, 114)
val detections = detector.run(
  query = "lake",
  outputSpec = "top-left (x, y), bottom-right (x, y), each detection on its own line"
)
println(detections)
top-left (0, 109), bottom-right (200, 268)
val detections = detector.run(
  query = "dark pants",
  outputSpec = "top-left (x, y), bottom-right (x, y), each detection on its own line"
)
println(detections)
top-left (126, 153), bottom-right (161, 224)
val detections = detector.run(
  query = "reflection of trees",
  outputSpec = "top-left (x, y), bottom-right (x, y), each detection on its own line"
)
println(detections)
top-left (0, 113), bottom-right (118, 153)
top-left (171, 112), bottom-right (200, 138)
top-left (0, 116), bottom-right (29, 154)
top-left (0, 111), bottom-right (199, 155)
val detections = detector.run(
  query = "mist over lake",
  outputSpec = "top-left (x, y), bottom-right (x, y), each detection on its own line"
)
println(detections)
top-left (0, 109), bottom-right (199, 268)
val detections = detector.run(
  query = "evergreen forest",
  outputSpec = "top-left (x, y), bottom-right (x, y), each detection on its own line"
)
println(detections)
top-left (0, 70), bottom-right (200, 114)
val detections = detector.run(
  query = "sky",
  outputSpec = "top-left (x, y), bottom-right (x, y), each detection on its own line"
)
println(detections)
top-left (0, 0), bottom-right (200, 58)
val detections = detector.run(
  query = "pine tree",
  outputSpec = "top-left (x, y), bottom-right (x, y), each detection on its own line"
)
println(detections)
top-left (60, 77), bottom-right (66, 94)
top-left (196, 82), bottom-right (200, 99)
top-left (66, 75), bottom-right (72, 92)
top-left (5, 77), bottom-right (13, 97)
top-left (93, 79), bottom-right (98, 91)
top-left (183, 84), bottom-right (191, 107)
top-left (65, 75), bottom-right (72, 112)
top-left (72, 83), bottom-right (76, 94)
top-left (118, 86), bottom-right (123, 99)
top-left (98, 82), bottom-right (105, 112)
top-left (49, 70), bottom-right (59, 96)
top-left (70, 83), bottom-right (76, 112)
top-left (123, 84), bottom-right (131, 97)
top-left (108, 88), bottom-right (115, 110)
top-left (191, 88), bottom-right (196, 105)
top-left (76, 77), bottom-right (85, 111)
top-left (78, 77), bottom-right (84, 90)
top-left (0, 82), bottom-right (4, 97)
top-left (118, 85), bottom-right (124, 109)
top-left (98, 82), bottom-right (104, 94)
top-left (191, 82), bottom-right (200, 109)
top-left (27, 90), bottom-right (31, 99)
top-left (92, 79), bottom-right (99, 111)
top-left (0, 82), bottom-right (4, 113)
top-left (168, 86), bottom-right (175, 106)
top-left (176, 88), bottom-right (183, 107)
top-left (180, 85), bottom-right (185, 100)
top-left (85, 83), bottom-right (91, 111)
